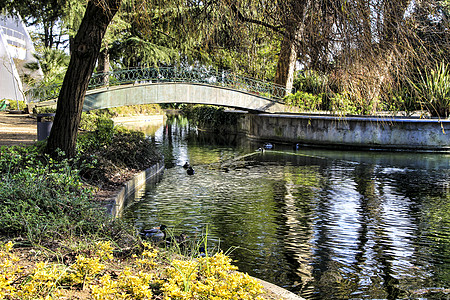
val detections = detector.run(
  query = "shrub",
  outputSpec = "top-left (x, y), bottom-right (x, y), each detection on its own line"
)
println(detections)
top-left (293, 70), bottom-right (329, 95)
top-left (411, 61), bottom-right (450, 118)
top-left (0, 241), bottom-right (265, 300)
top-left (182, 105), bottom-right (238, 132)
top-left (76, 117), bottom-right (162, 188)
top-left (163, 252), bottom-right (264, 299)
top-left (34, 105), bottom-right (57, 114)
top-left (329, 92), bottom-right (371, 115)
top-left (284, 91), bottom-right (323, 111)
top-left (7, 100), bottom-right (26, 111)
top-left (0, 146), bottom-right (109, 242)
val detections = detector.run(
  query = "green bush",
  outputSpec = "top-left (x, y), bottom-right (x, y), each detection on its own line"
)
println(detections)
top-left (182, 105), bottom-right (238, 132)
top-left (284, 91), bottom-right (323, 111)
top-left (0, 146), bottom-right (109, 243)
top-left (77, 117), bottom-right (115, 153)
top-left (33, 105), bottom-right (57, 114)
top-left (293, 70), bottom-right (329, 95)
top-left (0, 119), bottom-right (162, 244)
top-left (329, 92), bottom-right (367, 115)
top-left (77, 118), bottom-right (162, 182)
top-left (79, 110), bottom-right (117, 131)
top-left (7, 100), bottom-right (26, 111)
top-left (112, 104), bottom-right (163, 116)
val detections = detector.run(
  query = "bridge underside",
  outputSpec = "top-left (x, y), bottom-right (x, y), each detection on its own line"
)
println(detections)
top-left (83, 82), bottom-right (290, 113)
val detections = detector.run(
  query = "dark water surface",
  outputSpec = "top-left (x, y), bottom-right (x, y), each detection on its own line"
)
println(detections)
top-left (122, 116), bottom-right (450, 299)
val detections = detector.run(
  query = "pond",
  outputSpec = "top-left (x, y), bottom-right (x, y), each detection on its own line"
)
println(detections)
top-left (121, 116), bottom-right (450, 299)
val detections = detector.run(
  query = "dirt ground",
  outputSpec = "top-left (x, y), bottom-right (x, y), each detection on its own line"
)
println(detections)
top-left (0, 112), bottom-right (37, 146)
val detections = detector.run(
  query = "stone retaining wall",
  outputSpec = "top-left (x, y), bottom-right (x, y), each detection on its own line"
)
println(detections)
top-left (238, 113), bottom-right (450, 151)
top-left (107, 161), bottom-right (164, 218)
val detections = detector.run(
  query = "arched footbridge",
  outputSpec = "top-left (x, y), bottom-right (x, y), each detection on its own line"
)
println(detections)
top-left (29, 67), bottom-right (293, 113)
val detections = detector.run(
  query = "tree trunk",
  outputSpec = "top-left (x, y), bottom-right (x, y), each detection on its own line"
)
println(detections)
top-left (45, 0), bottom-right (120, 157)
top-left (97, 44), bottom-right (110, 86)
top-left (274, 35), bottom-right (297, 94)
top-left (274, 0), bottom-right (310, 95)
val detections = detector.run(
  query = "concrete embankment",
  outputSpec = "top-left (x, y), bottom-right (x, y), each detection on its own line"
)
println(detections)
top-left (237, 113), bottom-right (450, 152)
top-left (107, 162), bottom-right (164, 218)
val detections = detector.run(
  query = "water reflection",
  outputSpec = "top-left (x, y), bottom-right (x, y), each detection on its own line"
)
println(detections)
top-left (122, 116), bottom-right (450, 299)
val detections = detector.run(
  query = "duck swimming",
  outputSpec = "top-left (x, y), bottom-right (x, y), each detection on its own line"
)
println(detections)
top-left (141, 224), bottom-right (167, 241)
top-left (186, 166), bottom-right (195, 175)
top-left (183, 162), bottom-right (190, 169)
top-left (263, 143), bottom-right (274, 150)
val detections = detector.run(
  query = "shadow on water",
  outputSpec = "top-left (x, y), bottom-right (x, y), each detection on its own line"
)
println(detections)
top-left (122, 116), bottom-right (450, 299)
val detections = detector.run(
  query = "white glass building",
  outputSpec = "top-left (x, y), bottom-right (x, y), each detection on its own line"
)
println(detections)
top-left (0, 14), bottom-right (43, 102)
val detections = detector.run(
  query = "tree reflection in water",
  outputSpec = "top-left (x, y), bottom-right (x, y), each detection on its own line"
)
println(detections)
top-left (122, 117), bottom-right (450, 299)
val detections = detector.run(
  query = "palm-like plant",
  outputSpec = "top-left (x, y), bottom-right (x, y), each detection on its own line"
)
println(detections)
top-left (26, 47), bottom-right (70, 85)
top-left (413, 61), bottom-right (450, 118)
top-left (24, 47), bottom-right (70, 101)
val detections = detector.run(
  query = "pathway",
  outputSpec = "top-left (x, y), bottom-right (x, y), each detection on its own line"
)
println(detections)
top-left (0, 112), bottom-right (36, 146)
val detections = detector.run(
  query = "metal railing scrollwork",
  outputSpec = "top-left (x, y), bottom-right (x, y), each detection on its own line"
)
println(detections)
top-left (28, 66), bottom-right (292, 102)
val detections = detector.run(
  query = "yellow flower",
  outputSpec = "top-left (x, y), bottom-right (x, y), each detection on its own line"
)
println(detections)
top-left (95, 241), bottom-right (114, 261)
top-left (66, 255), bottom-right (105, 285)
top-left (162, 252), bottom-right (263, 299)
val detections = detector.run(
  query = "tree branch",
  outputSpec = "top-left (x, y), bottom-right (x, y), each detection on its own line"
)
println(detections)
top-left (229, 4), bottom-right (283, 34)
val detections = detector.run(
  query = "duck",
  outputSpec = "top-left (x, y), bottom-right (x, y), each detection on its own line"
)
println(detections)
top-left (263, 143), bottom-right (274, 150)
top-left (141, 224), bottom-right (167, 241)
top-left (186, 166), bottom-right (195, 175)
top-left (183, 162), bottom-right (190, 169)
top-left (198, 246), bottom-right (207, 257)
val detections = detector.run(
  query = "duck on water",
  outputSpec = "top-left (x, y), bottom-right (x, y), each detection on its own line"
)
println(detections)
top-left (140, 225), bottom-right (188, 248)
top-left (141, 224), bottom-right (167, 241)
top-left (183, 162), bottom-right (195, 175)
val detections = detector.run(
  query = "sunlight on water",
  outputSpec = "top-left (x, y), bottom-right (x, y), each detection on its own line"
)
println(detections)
top-left (122, 116), bottom-right (450, 299)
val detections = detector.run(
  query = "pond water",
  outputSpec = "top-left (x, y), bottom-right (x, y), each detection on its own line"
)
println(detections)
top-left (121, 116), bottom-right (450, 299)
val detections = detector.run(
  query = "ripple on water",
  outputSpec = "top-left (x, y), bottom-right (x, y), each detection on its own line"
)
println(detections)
top-left (122, 127), bottom-right (450, 299)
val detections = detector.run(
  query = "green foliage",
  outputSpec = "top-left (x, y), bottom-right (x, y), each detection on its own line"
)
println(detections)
top-left (293, 70), bottom-right (329, 95)
top-left (79, 105), bottom-right (163, 131)
top-left (411, 61), bottom-right (450, 118)
top-left (77, 118), bottom-right (114, 153)
top-left (111, 104), bottom-right (163, 116)
top-left (284, 91), bottom-right (323, 111)
top-left (77, 117), bottom-right (115, 153)
top-left (77, 117), bottom-right (162, 175)
top-left (182, 105), bottom-right (238, 132)
top-left (284, 89), bottom-right (377, 115)
top-left (34, 105), bottom-right (57, 114)
top-left (23, 48), bottom-right (70, 102)
top-left (0, 145), bottom-right (109, 243)
top-left (79, 110), bottom-right (117, 132)
top-left (0, 113), bottom-right (162, 244)
top-left (24, 48), bottom-right (70, 88)
top-left (102, 130), bottom-right (161, 170)
top-left (329, 92), bottom-right (368, 115)
top-left (6, 100), bottom-right (26, 111)
top-left (289, 69), bottom-right (399, 115)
